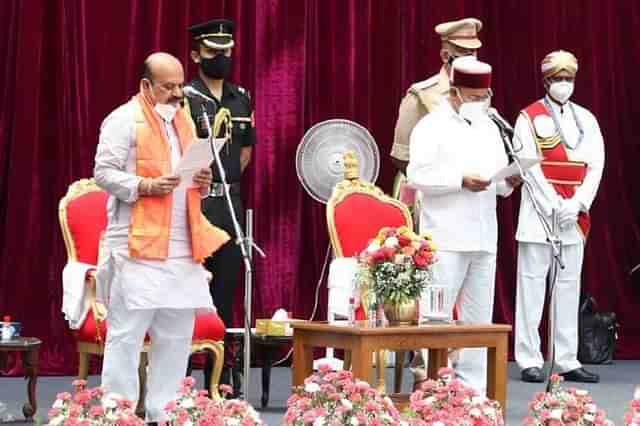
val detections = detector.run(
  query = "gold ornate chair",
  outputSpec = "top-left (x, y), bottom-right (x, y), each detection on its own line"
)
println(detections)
top-left (59, 178), bottom-right (225, 399)
top-left (326, 152), bottom-right (411, 393)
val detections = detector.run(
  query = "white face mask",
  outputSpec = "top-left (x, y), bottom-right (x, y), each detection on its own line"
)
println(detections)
top-left (154, 102), bottom-right (178, 122)
top-left (459, 101), bottom-right (488, 123)
top-left (548, 81), bottom-right (574, 104)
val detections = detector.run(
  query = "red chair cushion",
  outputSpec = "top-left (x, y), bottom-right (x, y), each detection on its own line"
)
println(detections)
top-left (65, 191), bottom-right (109, 265)
top-left (333, 192), bottom-right (409, 257)
top-left (73, 309), bottom-right (108, 344)
top-left (192, 312), bottom-right (225, 341)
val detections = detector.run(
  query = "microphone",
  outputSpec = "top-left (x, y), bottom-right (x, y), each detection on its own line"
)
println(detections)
top-left (183, 86), bottom-right (219, 106)
top-left (197, 104), bottom-right (212, 139)
top-left (488, 107), bottom-right (514, 136)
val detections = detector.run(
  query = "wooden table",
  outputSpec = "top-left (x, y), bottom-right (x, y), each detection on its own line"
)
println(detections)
top-left (292, 321), bottom-right (511, 410)
top-left (0, 337), bottom-right (42, 420)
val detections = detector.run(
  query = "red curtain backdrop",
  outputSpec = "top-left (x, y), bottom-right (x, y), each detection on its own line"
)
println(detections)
top-left (1, 0), bottom-right (639, 375)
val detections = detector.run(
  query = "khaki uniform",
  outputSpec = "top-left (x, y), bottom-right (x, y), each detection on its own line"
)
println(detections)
top-left (391, 67), bottom-right (449, 204)
top-left (391, 67), bottom-right (450, 163)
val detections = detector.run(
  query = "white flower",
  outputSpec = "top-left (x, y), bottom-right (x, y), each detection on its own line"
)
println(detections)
top-left (585, 403), bottom-right (596, 413)
top-left (575, 389), bottom-right (589, 396)
top-left (226, 419), bottom-right (239, 426)
top-left (384, 237), bottom-right (399, 248)
top-left (102, 393), bottom-right (121, 409)
top-left (433, 422), bottom-right (445, 426)
top-left (366, 242), bottom-right (381, 253)
top-left (425, 396), bottom-right (437, 405)
top-left (49, 415), bottom-right (64, 426)
top-left (304, 382), bottom-right (320, 393)
top-left (483, 407), bottom-right (495, 416)
top-left (341, 399), bottom-right (353, 411)
top-left (313, 417), bottom-right (326, 426)
top-left (471, 396), bottom-right (484, 405)
top-left (350, 417), bottom-right (359, 425)
top-left (469, 408), bottom-right (481, 417)
top-left (394, 254), bottom-right (405, 264)
top-left (52, 399), bottom-right (64, 409)
top-left (550, 409), bottom-right (563, 419)
top-left (583, 413), bottom-right (595, 422)
top-left (181, 398), bottom-right (194, 409)
top-left (182, 421), bottom-right (193, 426)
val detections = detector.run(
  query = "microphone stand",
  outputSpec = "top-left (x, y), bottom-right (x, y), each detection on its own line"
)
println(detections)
top-left (199, 103), bottom-right (266, 401)
top-left (495, 122), bottom-right (564, 392)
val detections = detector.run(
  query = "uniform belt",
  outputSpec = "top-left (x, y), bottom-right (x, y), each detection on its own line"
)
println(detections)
top-left (209, 182), bottom-right (241, 197)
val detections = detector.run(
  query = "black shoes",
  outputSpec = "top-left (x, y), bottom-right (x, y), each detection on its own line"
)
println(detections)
top-left (560, 368), bottom-right (600, 383)
top-left (521, 367), bottom-right (545, 383)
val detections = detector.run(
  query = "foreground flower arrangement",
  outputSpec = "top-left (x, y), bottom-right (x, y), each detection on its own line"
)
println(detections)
top-left (524, 374), bottom-right (613, 425)
top-left (164, 377), bottom-right (265, 426)
top-left (404, 367), bottom-right (504, 426)
top-left (47, 379), bottom-right (144, 426)
top-left (624, 387), bottom-right (640, 426)
top-left (284, 363), bottom-right (402, 425)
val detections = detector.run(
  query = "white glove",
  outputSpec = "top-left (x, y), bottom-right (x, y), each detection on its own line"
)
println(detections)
top-left (558, 198), bottom-right (582, 229)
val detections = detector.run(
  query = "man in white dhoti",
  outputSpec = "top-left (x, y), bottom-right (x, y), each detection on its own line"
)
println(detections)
top-left (514, 50), bottom-right (604, 384)
top-left (407, 57), bottom-right (516, 394)
top-left (94, 52), bottom-right (229, 422)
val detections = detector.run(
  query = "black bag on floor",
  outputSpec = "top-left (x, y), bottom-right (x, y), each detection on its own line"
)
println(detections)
top-left (578, 293), bottom-right (618, 364)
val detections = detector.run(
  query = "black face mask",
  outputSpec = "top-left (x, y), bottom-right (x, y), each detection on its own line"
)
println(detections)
top-left (200, 54), bottom-right (232, 80)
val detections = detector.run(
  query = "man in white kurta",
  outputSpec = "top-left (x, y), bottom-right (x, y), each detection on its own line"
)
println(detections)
top-left (514, 50), bottom-right (604, 383)
top-left (408, 57), bottom-right (514, 394)
top-left (94, 53), bottom-right (221, 422)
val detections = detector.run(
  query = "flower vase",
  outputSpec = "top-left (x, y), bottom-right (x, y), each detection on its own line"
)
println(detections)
top-left (383, 298), bottom-right (417, 325)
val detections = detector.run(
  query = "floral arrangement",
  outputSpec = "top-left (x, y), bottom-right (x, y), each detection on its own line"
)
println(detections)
top-left (284, 363), bottom-right (402, 425)
top-left (47, 379), bottom-right (144, 426)
top-left (163, 377), bottom-right (265, 426)
top-left (404, 367), bottom-right (504, 426)
top-left (524, 374), bottom-right (613, 425)
top-left (624, 387), bottom-right (640, 426)
top-left (357, 226), bottom-right (437, 306)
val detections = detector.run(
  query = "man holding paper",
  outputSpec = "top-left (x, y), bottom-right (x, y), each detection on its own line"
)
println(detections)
top-left (407, 57), bottom-right (517, 394)
top-left (94, 52), bottom-right (229, 422)
top-left (514, 50), bottom-right (604, 384)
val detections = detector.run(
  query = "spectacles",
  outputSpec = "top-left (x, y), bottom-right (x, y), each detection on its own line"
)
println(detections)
top-left (459, 88), bottom-right (493, 102)
top-left (547, 76), bottom-right (575, 83)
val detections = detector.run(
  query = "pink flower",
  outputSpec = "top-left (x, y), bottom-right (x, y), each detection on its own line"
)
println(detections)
top-left (182, 376), bottom-right (196, 387)
top-left (219, 383), bottom-right (233, 396)
top-left (89, 405), bottom-right (104, 417)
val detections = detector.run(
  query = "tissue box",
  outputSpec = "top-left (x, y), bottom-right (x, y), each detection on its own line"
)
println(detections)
top-left (255, 319), bottom-right (304, 336)
top-left (0, 321), bottom-right (21, 341)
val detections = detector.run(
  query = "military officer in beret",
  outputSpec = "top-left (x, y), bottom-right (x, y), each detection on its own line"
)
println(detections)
top-left (186, 18), bottom-right (256, 395)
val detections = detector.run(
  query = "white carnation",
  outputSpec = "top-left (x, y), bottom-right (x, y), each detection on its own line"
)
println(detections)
top-left (304, 382), bottom-right (320, 393)
top-left (469, 408), bottom-right (481, 417)
top-left (366, 242), bottom-right (381, 253)
top-left (550, 409), bottom-right (563, 419)
top-left (181, 398), bottom-right (194, 409)
top-left (384, 237), bottom-right (399, 248)
top-left (313, 417), bottom-right (326, 426)
top-left (52, 399), bottom-right (64, 409)
top-left (341, 399), bottom-right (353, 411)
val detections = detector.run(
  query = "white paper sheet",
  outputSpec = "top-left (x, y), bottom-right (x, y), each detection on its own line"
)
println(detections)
top-left (490, 157), bottom-right (541, 182)
top-left (175, 138), bottom-right (226, 189)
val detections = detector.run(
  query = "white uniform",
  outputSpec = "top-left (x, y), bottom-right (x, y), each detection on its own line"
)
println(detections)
top-left (408, 99), bottom-right (512, 393)
top-left (94, 101), bottom-right (215, 422)
top-left (514, 96), bottom-right (604, 373)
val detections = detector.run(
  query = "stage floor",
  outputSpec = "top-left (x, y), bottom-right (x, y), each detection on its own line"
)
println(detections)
top-left (1, 361), bottom-right (637, 425)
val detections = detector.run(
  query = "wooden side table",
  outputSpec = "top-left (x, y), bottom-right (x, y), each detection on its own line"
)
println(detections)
top-left (0, 337), bottom-right (42, 420)
top-left (292, 321), bottom-right (511, 411)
